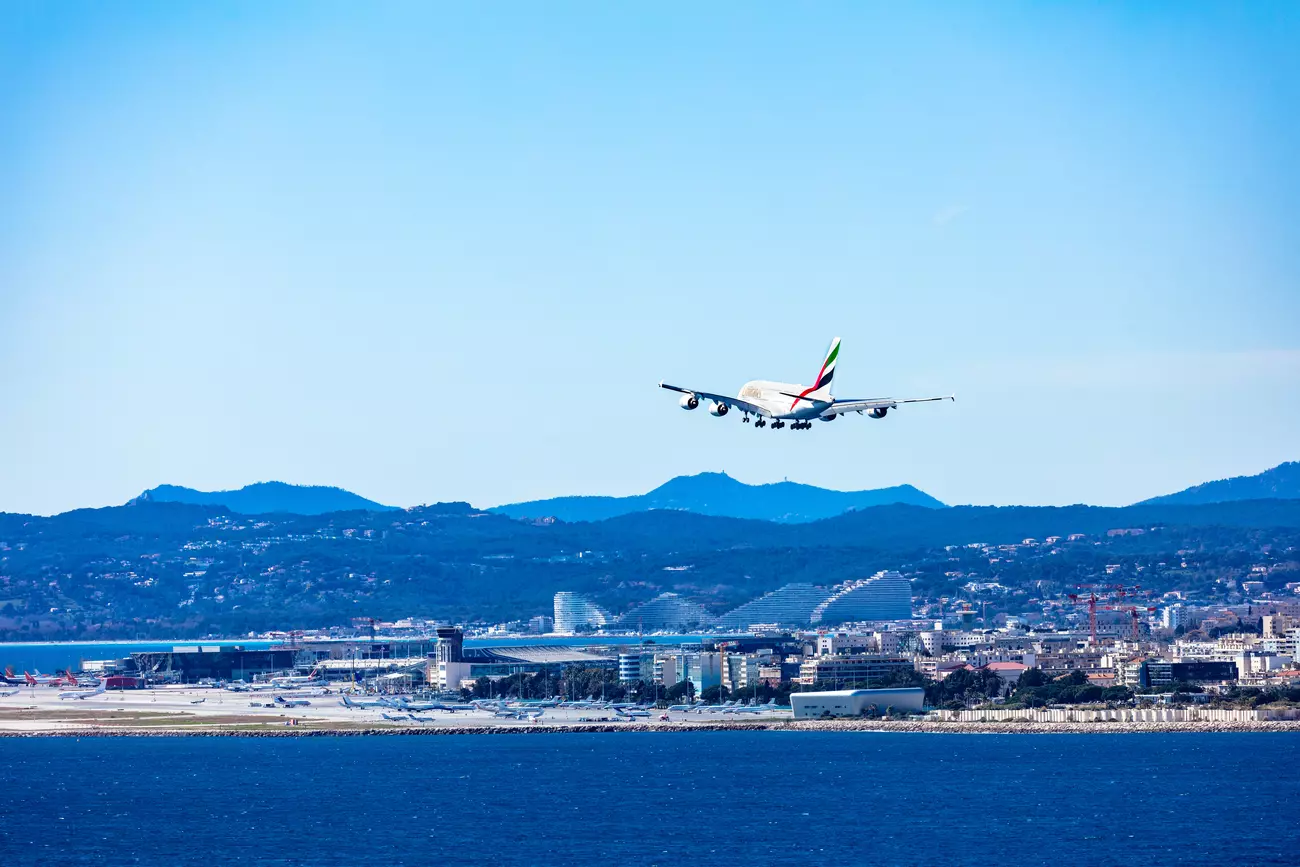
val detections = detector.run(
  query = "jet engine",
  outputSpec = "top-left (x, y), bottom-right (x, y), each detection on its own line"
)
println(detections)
top-left (868, 407), bottom-right (888, 419)
top-left (709, 402), bottom-right (729, 417)
top-left (680, 395), bottom-right (699, 410)
top-left (819, 414), bottom-right (835, 422)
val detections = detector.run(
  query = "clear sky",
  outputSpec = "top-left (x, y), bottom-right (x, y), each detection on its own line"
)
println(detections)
top-left (2, 2), bottom-right (1298, 515)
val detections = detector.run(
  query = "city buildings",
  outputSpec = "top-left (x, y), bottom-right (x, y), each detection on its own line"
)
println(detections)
top-left (618, 651), bottom-right (656, 683)
top-left (615, 593), bottom-right (711, 630)
top-left (810, 571), bottom-right (913, 624)
top-left (714, 583), bottom-right (833, 629)
top-left (798, 655), bottom-right (914, 686)
top-left (553, 592), bottom-right (612, 633)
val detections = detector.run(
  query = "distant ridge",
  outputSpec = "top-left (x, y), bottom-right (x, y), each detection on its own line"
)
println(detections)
top-left (1138, 462), bottom-right (1300, 506)
top-left (134, 482), bottom-right (396, 516)
top-left (491, 471), bottom-right (945, 523)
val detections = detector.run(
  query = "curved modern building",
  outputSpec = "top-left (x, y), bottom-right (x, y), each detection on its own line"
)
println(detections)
top-left (615, 593), bottom-right (711, 630)
top-left (553, 592), bottom-right (612, 633)
top-left (810, 571), bottom-right (912, 624)
top-left (713, 583), bottom-right (832, 629)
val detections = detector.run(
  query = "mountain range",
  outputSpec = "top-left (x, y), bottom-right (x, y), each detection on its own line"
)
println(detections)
top-left (490, 472), bottom-right (945, 523)
top-left (118, 461), bottom-right (1299, 522)
top-left (134, 482), bottom-right (395, 516)
top-left (1138, 461), bottom-right (1300, 506)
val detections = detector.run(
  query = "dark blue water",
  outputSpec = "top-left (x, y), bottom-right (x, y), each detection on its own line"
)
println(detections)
top-left (1, 732), bottom-right (1296, 866)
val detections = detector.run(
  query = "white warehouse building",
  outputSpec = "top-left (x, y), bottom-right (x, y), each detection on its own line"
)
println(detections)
top-left (790, 688), bottom-right (925, 719)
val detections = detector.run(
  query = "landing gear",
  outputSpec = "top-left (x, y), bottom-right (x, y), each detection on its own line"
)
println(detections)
top-left (755, 419), bottom-right (767, 428)
top-left (772, 421), bottom-right (785, 430)
top-left (742, 415), bottom-right (750, 423)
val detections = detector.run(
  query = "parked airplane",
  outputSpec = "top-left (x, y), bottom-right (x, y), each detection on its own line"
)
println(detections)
top-left (392, 697), bottom-right (472, 712)
top-left (58, 684), bottom-right (105, 700)
top-left (614, 707), bottom-right (650, 718)
top-left (190, 698), bottom-right (207, 705)
top-left (659, 337), bottom-right (953, 430)
top-left (340, 695), bottom-right (388, 709)
top-left (0, 688), bottom-right (20, 698)
top-left (381, 712), bottom-right (410, 722)
top-left (273, 696), bottom-right (311, 708)
top-left (269, 672), bottom-right (322, 687)
top-left (725, 699), bottom-right (785, 714)
top-left (406, 713), bottom-right (435, 723)
top-left (26, 670), bottom-right (73, 687)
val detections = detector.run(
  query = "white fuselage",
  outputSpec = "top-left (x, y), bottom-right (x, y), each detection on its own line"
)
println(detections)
top-left (737, 380), bottom-right (825, 420)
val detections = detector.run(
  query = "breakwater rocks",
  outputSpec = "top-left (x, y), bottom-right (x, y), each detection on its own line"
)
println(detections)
top-left (3, 719), bottom-right (1300, 737)
top-left (781, 719), bottom-right (1300, 735)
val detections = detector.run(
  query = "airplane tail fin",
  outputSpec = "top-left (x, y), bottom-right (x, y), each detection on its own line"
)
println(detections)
top-left (807, 336), bottom-right (840, 400)
top-left (24, 672), bottom-right (35, 685)
top-left (67, 673), bottom-right (78, 686)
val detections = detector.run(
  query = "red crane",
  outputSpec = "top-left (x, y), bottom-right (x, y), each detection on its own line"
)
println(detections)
top-left (1066, 585), bottom-right (1149, 645)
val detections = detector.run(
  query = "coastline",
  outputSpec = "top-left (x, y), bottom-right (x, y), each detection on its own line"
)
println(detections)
top-left (4, 719), bottom-right (1300, 737)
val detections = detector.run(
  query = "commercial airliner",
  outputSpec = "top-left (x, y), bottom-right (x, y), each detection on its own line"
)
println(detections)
top-left (659, 337), bottom-right (953, 430)
top-left (58, 684), bottom-right (105, 700)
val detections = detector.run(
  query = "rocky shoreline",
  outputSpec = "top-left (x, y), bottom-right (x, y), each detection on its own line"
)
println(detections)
top-left (4, 719), bottom-right (1300, 737)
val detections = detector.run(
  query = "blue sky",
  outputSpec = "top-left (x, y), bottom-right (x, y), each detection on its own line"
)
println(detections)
top-left (2, 2), bottom-right (1298, 515)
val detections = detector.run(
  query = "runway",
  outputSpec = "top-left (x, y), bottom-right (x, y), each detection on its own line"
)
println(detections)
top-left (0, 685), bottom-right (792, 733)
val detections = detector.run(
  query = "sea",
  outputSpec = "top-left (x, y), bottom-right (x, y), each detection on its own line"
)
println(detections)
top-left (0, 732), bottom-right (1297, 866)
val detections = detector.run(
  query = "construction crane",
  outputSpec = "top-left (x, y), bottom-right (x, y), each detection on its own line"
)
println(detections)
top-left (1066, 585), bottom-right (1150, 646)
top-left (1106, 604), bottom-right (1158, 641)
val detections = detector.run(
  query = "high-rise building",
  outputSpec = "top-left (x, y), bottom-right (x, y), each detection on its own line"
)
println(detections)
top-left (714, 583), bottom-right (831, 628)
top-left (553, 592), bottom-right (612, 633)
top-left (615, 593), bottom-right (710, 630)
top-left (810, 571), bottom-right (913, 624)
top-left (618, 651), bottom-right (655, 683)
top-left (1162, 605), bottom-right (1185, 632)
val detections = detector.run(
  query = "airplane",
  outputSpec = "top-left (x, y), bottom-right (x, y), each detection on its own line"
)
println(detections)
top-left (273, 696), bottom-right (311, 708)
top-left (491, 707), bottom-right (543, 720)
top-left (381, 712), bottom-right (410, 722)
top-left (659, 336), bottom-right (953, 430)
top-left (26, 670), bottom-right (73, 687)
top-left (58, 684), bottom-right (105, 701)
top-left (406, 713), bottom-right (435, 723)
top-left (694, 701), bottom-right (740, 713)
top-left (392, 697), bottom-right (471, 712)
top-left (190, 698), bottom-right (207, 705)
top-left (614, 707), bottom-right (650, 718)
top-left (726, 700), bottom-right (785, 714)
top-left (339, 695), bottom-right (388, 709)
top-left (0, 688), bottom-right (20, 698)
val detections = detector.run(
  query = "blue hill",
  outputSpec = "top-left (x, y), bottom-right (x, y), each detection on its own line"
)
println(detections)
top-left (134, 482), bottom-right (396, 516)
top-left (1137, 462), bottom-right (1300, 506)
top-left (491, 472), bottom-right (945, 523)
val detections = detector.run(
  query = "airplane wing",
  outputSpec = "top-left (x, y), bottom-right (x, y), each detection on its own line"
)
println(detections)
top-left (821, 395), bottom-right (955, 417)
top-left (658, 382), bottom-right (772, 417)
